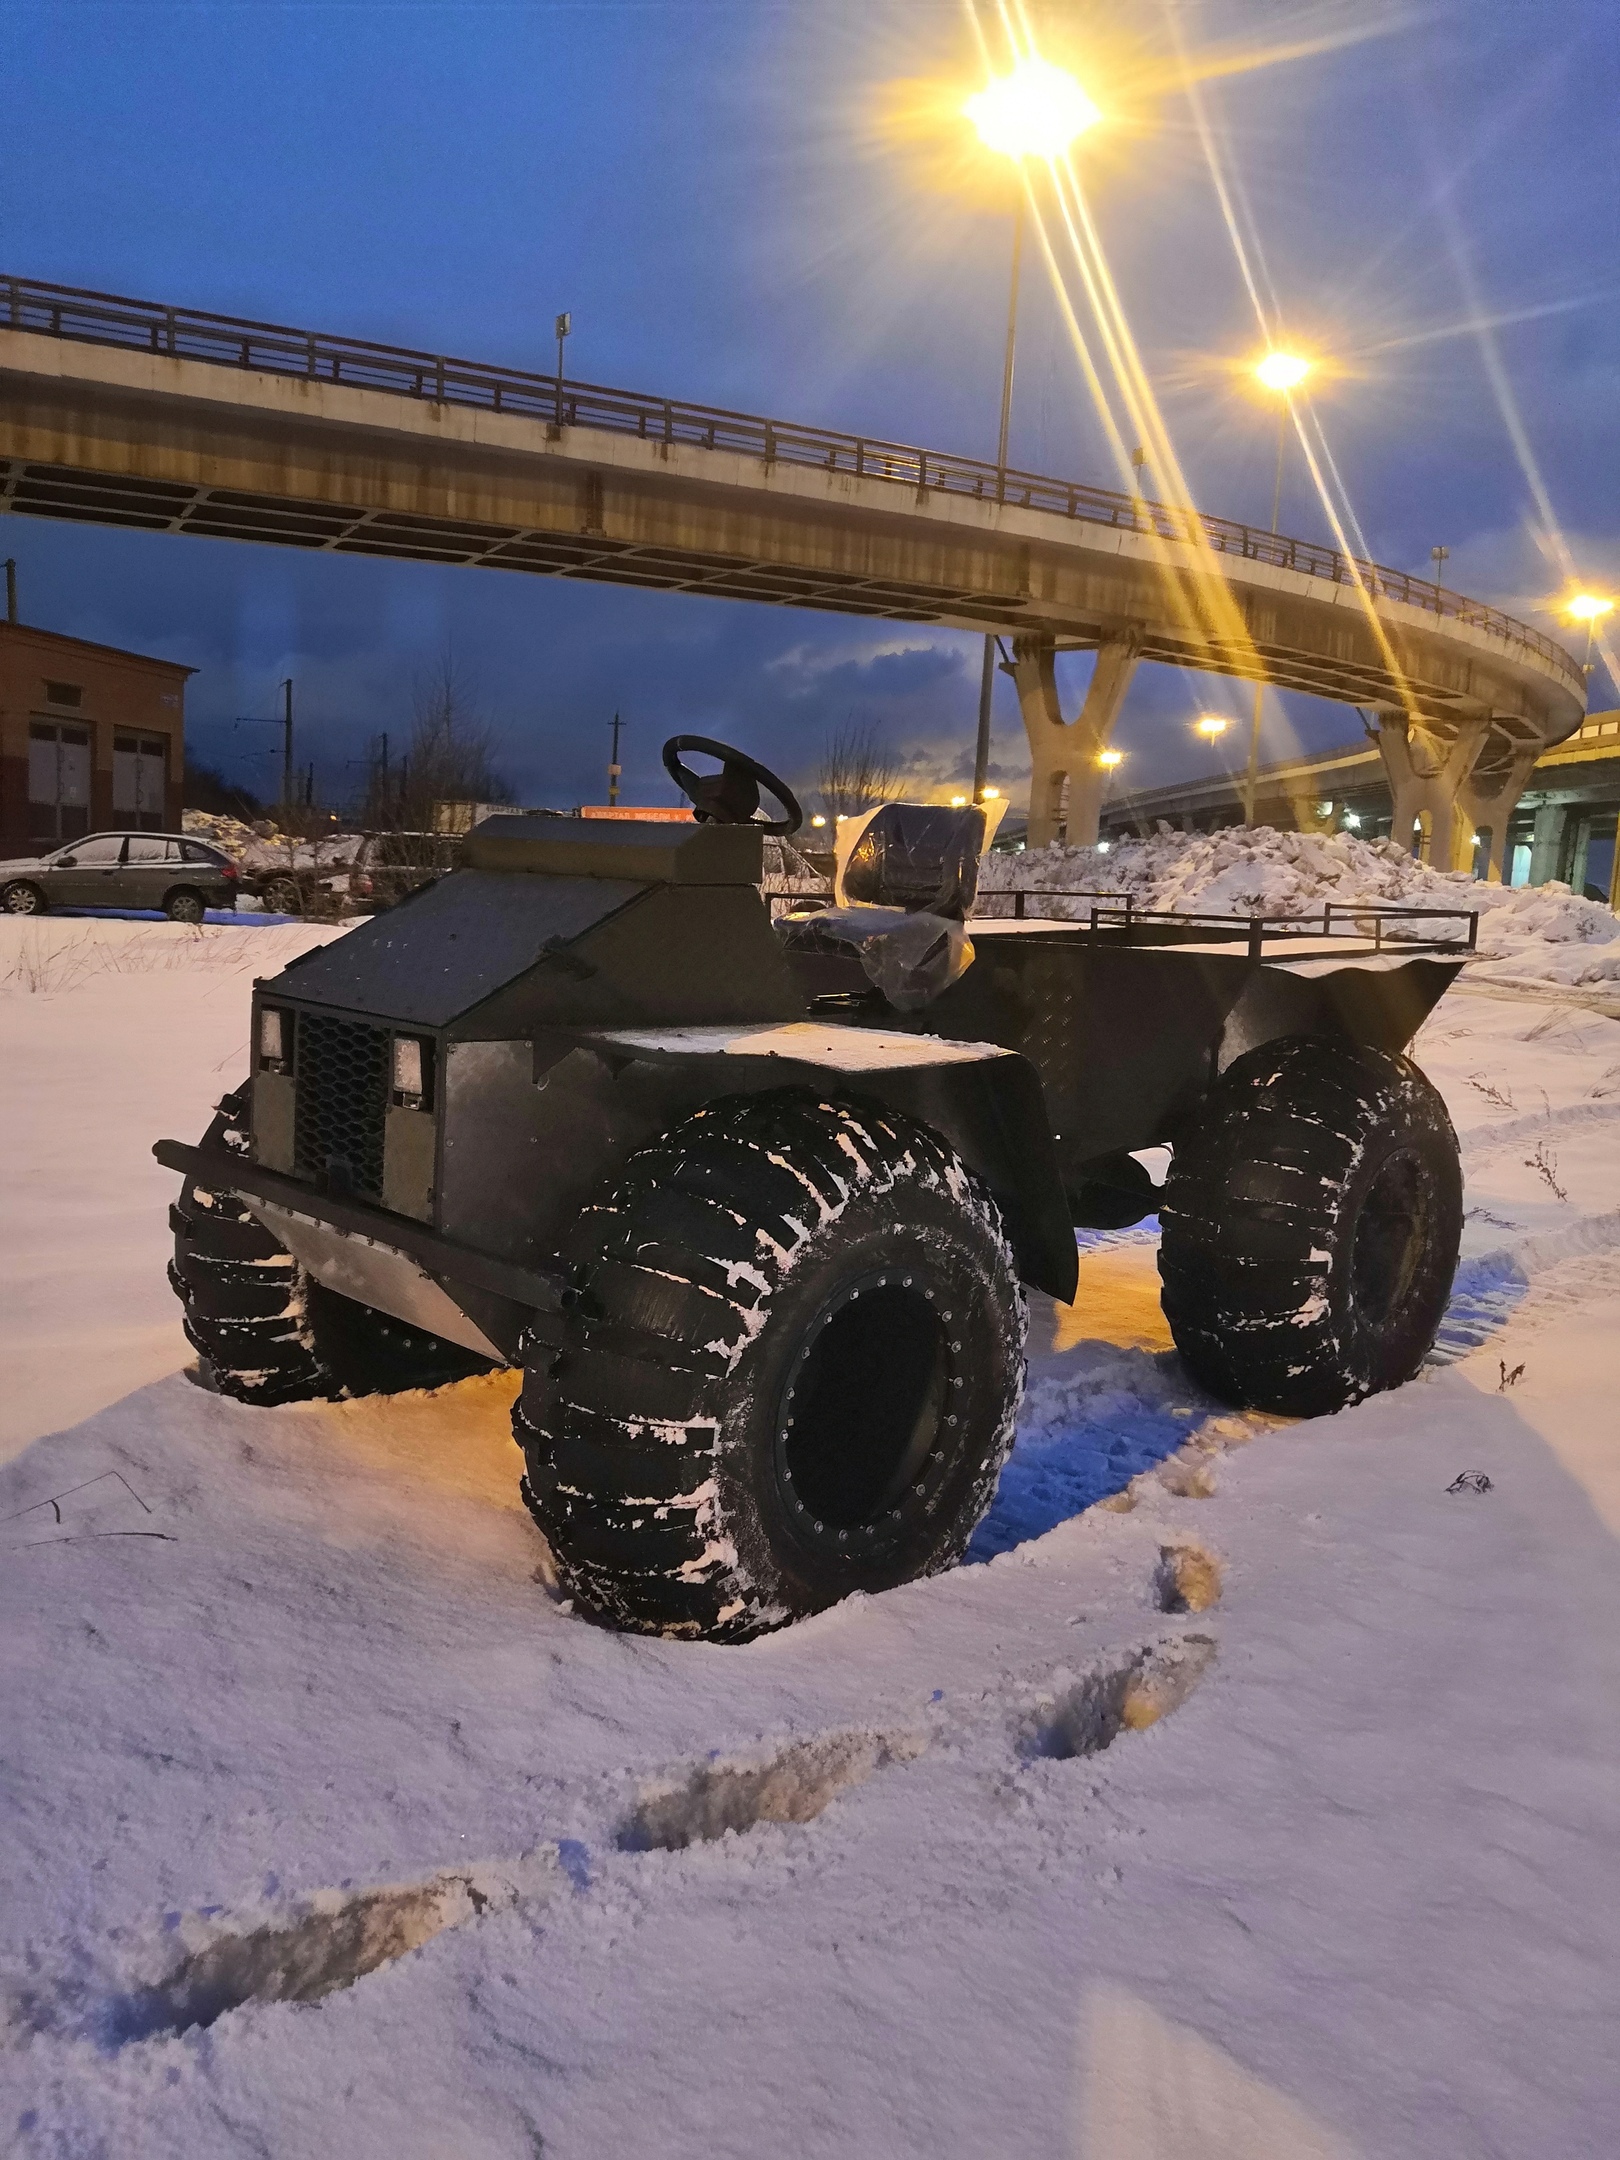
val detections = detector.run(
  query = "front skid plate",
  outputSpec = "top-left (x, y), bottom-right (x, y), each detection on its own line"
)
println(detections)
top-left (247, 1200), bottom-right (507, 1363)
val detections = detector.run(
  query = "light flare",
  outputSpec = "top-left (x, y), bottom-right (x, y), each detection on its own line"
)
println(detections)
top-left (1254, 350), bottom-right (1310, 392)
top-left (964, 53), bottom-right (1099, 159)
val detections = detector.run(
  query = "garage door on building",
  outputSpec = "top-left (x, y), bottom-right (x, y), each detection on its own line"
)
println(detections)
top-left (28, 722), bottom-right (92, 844)
top-left (113, 733), bottom-right (167, 829)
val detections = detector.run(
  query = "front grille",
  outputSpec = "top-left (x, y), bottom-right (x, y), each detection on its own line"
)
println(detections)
top-left (293, 1012), bottom-right (390, 1199)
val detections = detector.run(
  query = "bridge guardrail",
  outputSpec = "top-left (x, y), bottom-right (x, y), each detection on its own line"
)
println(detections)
top-left (1, 274), bottom-right (1581, 686)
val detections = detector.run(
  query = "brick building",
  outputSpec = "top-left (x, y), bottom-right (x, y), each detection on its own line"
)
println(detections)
top-left (0, 620), bottom-right (192, 855)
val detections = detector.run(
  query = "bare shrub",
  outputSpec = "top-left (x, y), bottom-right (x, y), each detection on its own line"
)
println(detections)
top-left (817, 717), bottom-right (900, 822)
top-left (361, 651), bottom-right (514, 831)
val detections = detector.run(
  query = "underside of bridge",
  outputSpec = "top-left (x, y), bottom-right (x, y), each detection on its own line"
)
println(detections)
top-left (0, 290), bottom-right (1586, 861)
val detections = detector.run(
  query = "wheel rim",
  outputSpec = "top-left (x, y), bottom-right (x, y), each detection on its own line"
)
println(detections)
top-left (773, 1270), bottom-right (951, 1558)
top-left (4, 885), bottom-right (39, 915)
top-left (1349, 1147), bottom-right (1431, 1329)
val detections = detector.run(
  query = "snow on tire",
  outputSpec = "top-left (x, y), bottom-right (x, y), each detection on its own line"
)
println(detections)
top-left (169, 1085), bottom-right (491, 1405)
top-left (514, 1091), bottom-right (1027, 1641)
top-left (1158, 1035), bottom-right (1462, 1418)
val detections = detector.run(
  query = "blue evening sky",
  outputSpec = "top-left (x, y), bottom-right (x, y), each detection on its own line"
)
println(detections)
top-left (1, 0), bottom-right (1615, 812)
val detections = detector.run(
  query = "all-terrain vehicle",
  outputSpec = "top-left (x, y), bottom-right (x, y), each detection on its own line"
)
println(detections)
top-left (158, 735), bottom-right (1470, 1641)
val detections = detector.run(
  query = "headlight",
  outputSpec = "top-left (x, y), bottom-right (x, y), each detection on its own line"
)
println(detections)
top-left (258, 1007), bottom-right (288, 1071)
top-left (392, 1035), bottom-right (431, 1108)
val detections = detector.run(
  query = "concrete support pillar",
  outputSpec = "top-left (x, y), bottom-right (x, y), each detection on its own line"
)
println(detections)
top-left (1528, 801), bottom-right (1568, 886)
top-left (1456, 741), bottom-right (1541, 883)
top-left (1014, 633), bottom-right (1139, 850)
top-left (1373, 712), bottom-right (1493, 870)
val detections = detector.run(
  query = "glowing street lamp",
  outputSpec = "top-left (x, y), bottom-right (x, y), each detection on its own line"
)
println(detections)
top-left (964, 53), bottom-right (1101, 160)
top-left (1196, 714), bottom-right (1229, 739)
top-left (1566, 592), bottom-right (1614, 675)
top-left (1254, 350), bottom-right (1310, 395)
top-left (963, 51), bottom-right (1100, 809)
top-left (1098, 749), bottom-right (1124, 769)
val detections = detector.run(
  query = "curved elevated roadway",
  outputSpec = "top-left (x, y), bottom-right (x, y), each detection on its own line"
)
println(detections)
top-left (0, 277), bottom-right (1584, 853)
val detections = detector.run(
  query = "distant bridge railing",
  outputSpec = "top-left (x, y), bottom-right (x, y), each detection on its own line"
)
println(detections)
top-left (2, 274), bottom-right (1580, 684)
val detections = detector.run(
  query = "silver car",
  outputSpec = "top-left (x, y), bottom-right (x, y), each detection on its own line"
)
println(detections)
top-left (0, 832), bottom-right (239, 922)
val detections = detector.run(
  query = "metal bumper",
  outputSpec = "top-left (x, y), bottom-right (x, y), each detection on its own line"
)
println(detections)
top-left (154, 1139), bottom-right (574, 1363)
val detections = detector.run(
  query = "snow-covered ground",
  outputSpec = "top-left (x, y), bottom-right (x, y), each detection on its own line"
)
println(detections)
top-left (4, 911), bottom-right (1620, 2159)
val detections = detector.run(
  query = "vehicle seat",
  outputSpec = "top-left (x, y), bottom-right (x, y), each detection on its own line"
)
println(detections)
top-left (776, 802), bottom-right (996, 1011)
top-left (835, 801), bottom-right (995, 919)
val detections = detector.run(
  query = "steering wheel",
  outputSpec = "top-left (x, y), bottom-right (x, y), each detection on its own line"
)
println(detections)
top-left (662, 735), bottom-right (803, 836)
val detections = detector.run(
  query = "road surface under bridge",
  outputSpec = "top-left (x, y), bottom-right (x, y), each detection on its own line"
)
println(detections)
top-left (0, 277), bottom-right (1585, 860)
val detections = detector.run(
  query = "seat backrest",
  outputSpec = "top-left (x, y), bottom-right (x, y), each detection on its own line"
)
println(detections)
top-left (835, 802), bottom-right (996, 920)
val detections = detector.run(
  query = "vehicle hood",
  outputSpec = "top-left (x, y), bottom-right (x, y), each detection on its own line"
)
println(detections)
top-left (0, 854), bottom-right (51, 874)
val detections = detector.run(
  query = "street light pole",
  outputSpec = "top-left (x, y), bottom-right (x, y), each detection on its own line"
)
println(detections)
top-left (961, 51), bottom-right (1099, 808)
top-left (553, 311), bottom-right (572, 432)
top-left (1240, 406), bottom-right (1287, 823)
top-left (973, 194), bottom-right (1026, 805)
top-left (1241, 352), bottom-right (1310, 824)
top-left (608, 710), bottom-right (623, 807)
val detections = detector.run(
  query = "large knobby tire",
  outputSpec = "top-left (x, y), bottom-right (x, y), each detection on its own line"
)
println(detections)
top-left (169, 1088), bottom-right (492, 1405)
top-left (515, 1092), bottom-right (1027, 1641)
top-left (1158, 1035), bottom-right (1462, 1417)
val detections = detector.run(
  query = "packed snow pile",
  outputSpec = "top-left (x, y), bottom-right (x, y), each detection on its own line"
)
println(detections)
top-left (978, 825), bottom-right (1620, 992)
top-left (182, 810), bottom-right (364, 872)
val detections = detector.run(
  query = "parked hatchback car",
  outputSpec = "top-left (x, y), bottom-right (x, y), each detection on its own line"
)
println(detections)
top-left (0, 832), bottom-right (239, 921)
top-left (348, 830), bottom-right (463, 912)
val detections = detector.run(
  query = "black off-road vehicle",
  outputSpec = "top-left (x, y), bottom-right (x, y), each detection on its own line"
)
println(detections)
top-left (158, 736), bottom-right (1469, 1640)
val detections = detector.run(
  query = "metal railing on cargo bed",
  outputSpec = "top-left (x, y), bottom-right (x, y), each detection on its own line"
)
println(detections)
top-left (769, 884), bottom-right (1480, 957)
top-left (972, 891), bottom-right (1481, 958)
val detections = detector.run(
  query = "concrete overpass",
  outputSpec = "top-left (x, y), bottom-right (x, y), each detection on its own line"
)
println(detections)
top-left (0, 276), bottom-right (1585, 857)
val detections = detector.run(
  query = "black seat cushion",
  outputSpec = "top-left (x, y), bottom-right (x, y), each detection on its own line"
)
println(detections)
top-left (840, 804), bottom-right (988, 920)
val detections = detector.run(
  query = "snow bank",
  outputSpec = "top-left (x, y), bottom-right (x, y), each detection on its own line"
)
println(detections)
top-left (979, 824), bottom-right (1620, 991)
top-left (183, 810), bottom-right (364, 874)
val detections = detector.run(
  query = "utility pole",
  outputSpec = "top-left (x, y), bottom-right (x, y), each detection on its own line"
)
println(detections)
top-left (554, 311), bottom-right (572, 431)
top-left (281, 678), bottom-right (294, 811)
top-left (608, 712), bottom-right (623, 807)
top-left (3, 558), bottom-right (15, 625)
top-left (232, 678), bottom-right (296, 817)
top-left (1430, 544), bottom-right (1450, 587)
